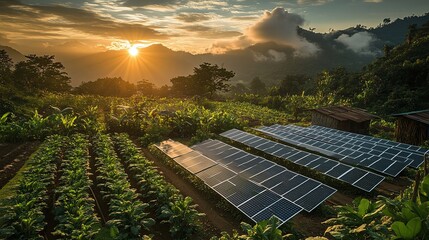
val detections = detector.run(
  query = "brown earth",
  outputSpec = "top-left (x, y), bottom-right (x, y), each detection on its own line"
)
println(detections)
top-left (142, 148), bottom-right (242, 238)
top-left (0, 142), bottom-right (39, 189)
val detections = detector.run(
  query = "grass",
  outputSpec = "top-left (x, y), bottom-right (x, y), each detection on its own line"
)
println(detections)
top-left (0, 156), bottom-right (31, 201)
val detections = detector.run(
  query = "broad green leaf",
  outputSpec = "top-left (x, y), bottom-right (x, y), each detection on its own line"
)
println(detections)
top-left (392, 217), bottom-right (422, 240)
top-left (358, 198), bottom-right (370, 217)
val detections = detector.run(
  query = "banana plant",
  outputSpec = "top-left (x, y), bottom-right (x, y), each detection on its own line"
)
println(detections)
top-left (0, 112), bottom-right (9, 125)
top-left (241, 216), bottom-right (284, 240)
top-left (323, 197), bottom-right (389, 239)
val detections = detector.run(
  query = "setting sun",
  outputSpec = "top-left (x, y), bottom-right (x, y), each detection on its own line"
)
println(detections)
top-left (128, 46), bottom-right (138, 56)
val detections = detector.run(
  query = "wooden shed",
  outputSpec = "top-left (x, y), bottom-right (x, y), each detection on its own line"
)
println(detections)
top-left (310, 106), bottom-right (378, 135)
top-left (393, 110), bottom-right (429, 145)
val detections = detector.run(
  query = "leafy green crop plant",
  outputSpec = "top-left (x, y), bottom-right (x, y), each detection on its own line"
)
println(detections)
top-left (112, 133), bottom-right (204, 240)
top-left (92, 134), bottom-right (154, 240)
top-left (52, 134), bottom-right (100, 239)
top-left (0, 135), bottom-right (64, 239)
top-left (323, 197), bottom-right (389, 239)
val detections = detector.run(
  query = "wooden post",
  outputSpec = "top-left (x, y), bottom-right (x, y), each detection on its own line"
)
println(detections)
top-left (412, 171), bottom-right (421, 203)
top-left (424, 154), bottom-right (428, 176)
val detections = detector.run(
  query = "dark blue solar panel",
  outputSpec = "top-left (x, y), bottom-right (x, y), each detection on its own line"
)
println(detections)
top-left (261, 170), bottom-right (296, 188)
top-left (271, 175), bottom-right (307, 195)
top-left (283, 180), bottom-right (320, 201)
top-left (238, 190), bottom-right (281, 216)
top-left (295, 185), bottom-right (336, 211)
top-left (339, 168), bottom-right (367, 184)
top-left (326, 164), bottom-right (353, 178)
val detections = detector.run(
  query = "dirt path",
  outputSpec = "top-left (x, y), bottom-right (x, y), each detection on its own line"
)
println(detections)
top-left (0, 142), bottom-right (39, 189)
top-left (142, 148), bottom-right (242, 237)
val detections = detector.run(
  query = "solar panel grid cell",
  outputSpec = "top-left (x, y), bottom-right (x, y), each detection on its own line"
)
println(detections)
top-left (260, 126), bottom-right (408, 176)
top-left (156, 139), bottom-right (303, 224)
top-left (308, 125), bottom-right (429, 156)
top-left (221, 129), bottom-right (385, 192)
top-left (193, 139), bottom-right (337, 212)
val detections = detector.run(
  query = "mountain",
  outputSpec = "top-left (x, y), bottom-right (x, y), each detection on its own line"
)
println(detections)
top-left (62, 44), bottom-right (203, 86)
top-left (2, 14), bottom-right (428, 87)
top-left (0, 45), bottom-right (26, 63)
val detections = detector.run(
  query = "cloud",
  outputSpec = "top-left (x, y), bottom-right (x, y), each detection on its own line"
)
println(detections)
top-left (176, 13), bottom-right (211, 22)
top-left (253, 49), bottom-right (287, 62)
top-left (210, 8), bottom-right (319, 57)
top-left (121, 0), bottom-right (183, 7)
top-left (297, 0), bottom-right (333, 5)
top-left (0, 0), bottom-right (169, 41)
top-left (335, 31), bottom-right (378, 55)
top-left (0, 33), bottom-right (11, 45)
top-left (247, 7), bottom-right (320, 56)
top-left (180, 25), bottom-right (242, 39)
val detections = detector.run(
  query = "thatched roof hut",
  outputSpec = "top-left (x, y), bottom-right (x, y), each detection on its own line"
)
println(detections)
top-left (310, 106), bottom-right (378, 135)
top-left (393, 110), bottom-right (429, 145)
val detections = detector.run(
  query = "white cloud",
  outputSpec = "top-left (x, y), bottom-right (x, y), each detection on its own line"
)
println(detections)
top-left (297, 0), bottom-right (333, 5)
top-left (364, 0), bottom-right (383, 3)
top-left (211, 7), bottom-right (320, 57)
top-left (253, 49), bottom-right (287, 62)
top-left (335, 31), bottom-right (378, 55)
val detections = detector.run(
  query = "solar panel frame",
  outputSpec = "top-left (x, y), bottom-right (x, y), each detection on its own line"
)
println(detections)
top-left (220, 129), bottom-right (385, 192)
top-left (193, 139), bottom-right (337, 212)
top-left (258, 126), bottom-right (408, 177)
top-left (309, 125), bottom-right (429, 157)
top-left (156, 139), bottom-right (303, 224)
top-left (281, 124), bottom-right (425, 168)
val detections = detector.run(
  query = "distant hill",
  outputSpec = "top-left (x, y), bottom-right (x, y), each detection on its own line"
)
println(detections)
top-left (0, 45), bottom-right (26, 63)
top-left (2, 14), bottom-right (428, 87)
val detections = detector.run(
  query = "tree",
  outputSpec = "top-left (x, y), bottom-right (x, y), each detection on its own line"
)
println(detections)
top-left (13, 55), bottom-right (71, 92)
top-left (137, 79), bottom-right (155, 96)
top-left (383, 18), bottom-right (391, 25)
top-left (407, 24), bottom-right (417, 44)
top-left (249, 77), bottom-right (266, 95)
top-left (74, 77), bottom-right (136, 97)
top-left (383, 44), bottom-right (393, 58)
top-left (230, 83), bottom-right (248, 95)
top-left (0, 50), bottom-right (13, 84)
top-left (278, 75), bottom-right (312, 96)
top-left (170, 62), bottom-right (235, 98)
top-left (316, 67), bottom-right (360, 101)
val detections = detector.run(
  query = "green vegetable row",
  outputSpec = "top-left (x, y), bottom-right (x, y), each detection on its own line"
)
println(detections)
top-left (92, 134), bottom-right (154, 240)
top-left (112, 133), bottom-right (204, 240)
top-left (52, 134), bottom-right (100, 239)
top-left (0, 135), bottom-right (64, 239)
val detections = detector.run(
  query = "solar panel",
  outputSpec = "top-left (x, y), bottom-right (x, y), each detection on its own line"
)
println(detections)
top-left (257, 126), bottom-right (408, 177)
top-left (220, 129), bottom-right (384, 192)
top-left (192, 139), bottom-right (336, 211)
top-left (154, 139), bottom-right (193, 158)
top-left (309, 125), bottom-right (429, 160)
top-left (155, 140), bottom-right (302, 224)
top-left (273, 124), bottom-right (424, 168)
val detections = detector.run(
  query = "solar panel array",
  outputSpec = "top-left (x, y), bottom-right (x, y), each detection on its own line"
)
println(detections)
top-left (272, 124), bottom-right (424, 168)
top-left (192, 139), bottom-right (337, 212)
top-left (220, 129), bottom-right (384, 192)
top-left (257, 126), bottom-right (408, 177)
top-left (309, 125), bottom-right (429, 166)
top-left (155, 140), bottom-right (303, 224)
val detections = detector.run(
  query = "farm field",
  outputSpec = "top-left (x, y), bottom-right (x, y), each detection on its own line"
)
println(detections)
top-left (1, 95), bottom-right (429, 240)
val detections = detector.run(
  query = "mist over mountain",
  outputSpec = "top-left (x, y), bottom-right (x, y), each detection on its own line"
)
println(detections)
top-left (3, 14), bottom-right (428, 87)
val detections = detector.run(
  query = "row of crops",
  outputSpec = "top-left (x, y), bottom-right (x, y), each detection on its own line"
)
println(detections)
top-left (0, 96), bottom-right (290, 143)
top-left (0, 133), bottom-right (204, 240)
